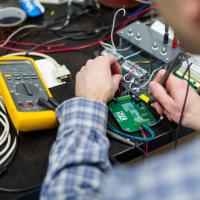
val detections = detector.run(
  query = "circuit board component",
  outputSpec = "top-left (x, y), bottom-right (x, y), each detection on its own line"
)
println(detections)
top-left (108, 95), bottom-right (156, 132)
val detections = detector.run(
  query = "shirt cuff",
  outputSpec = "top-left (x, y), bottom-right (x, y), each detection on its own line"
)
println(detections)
top-left (56, 97), bottom-right (108, 136)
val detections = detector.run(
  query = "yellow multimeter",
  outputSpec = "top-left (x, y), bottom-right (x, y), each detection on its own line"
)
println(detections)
top-left (0, 56), bottom-right (58, 132)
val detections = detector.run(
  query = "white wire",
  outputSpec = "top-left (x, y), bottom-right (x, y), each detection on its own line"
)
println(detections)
top-left (0, 138), bottom-right (17, 166)
top-left (0, 135), bottom-right (11, 156)
top-left (52, 0), bottom-right (72, 30)
top-left (0, 24), bottom-right (42, 48)
top-left (129, 65), bottom-right (163, 90)
top-left (3, 52), bottom-right (61, 69)
top-left (0, 116), bottom-right (10, 156)
top-left (0, 103), bottom-right (9, 147)
top-left (102, 8), bottom-right (132, 53)
top-left (100, 42), bottom-right (132, 53)
top-left (111, 8), bottom-right (126, 53)
top-left (116, 45), bottom-right (132, 52)
top-left (123, 74), bottom-right (134, 83)
top-left (135, 0), bottom-right (152, 4)
top-left (100, 42), bottom-right (115, 50)
top-left (0, 98), bottom-right (18, 166)
top-left (0, 111), bottom-right (12, 165)
top-left (123, 51), bottom-right (142, 60)
top-left (123, 63), bottom-right (138, 83)
top-left (0, 98), bottom-right (6, 112)
top-left (0, 113), bottom-right (9, 146)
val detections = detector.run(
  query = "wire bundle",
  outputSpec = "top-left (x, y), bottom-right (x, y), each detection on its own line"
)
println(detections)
top-left (129, 65), bottom-right (163, 91)
top-left (0, 99), bottom-right (18, 173)
top-left (107, 123), bottom-right (155, 142)
top-left (0, 5), bottom-right (156, 54)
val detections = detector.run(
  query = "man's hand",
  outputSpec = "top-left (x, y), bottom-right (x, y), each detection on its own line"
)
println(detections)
top-left (149, 69), bottom-right (200, 131)
top-left (76, 56), bottom-right (122, 104)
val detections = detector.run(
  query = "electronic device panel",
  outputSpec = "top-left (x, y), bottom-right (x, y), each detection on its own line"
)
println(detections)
top-left (117, 21), bottom-right (181, 64)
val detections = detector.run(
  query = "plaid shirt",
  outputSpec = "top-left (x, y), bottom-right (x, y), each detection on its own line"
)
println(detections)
top-left (41, 97), bottom-right (200, 200)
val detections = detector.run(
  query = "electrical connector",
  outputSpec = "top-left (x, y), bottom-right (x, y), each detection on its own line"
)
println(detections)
top-left (139, 93), bottom-right (150, 104)
top-left (55, 65), bottom-right (71, 84)
top-left (37, 98), bottom-right (55, 110)
top-left (172, 36), bottom-right (178, 48)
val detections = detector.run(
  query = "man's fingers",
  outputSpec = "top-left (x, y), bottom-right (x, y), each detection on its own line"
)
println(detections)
top-left (97, 56), bottom-right (122, 75)
top-left (153, 69), bottom-right (166, 83)
top-left (152, 102), bottom-right (164, 115)
top-left (164, 110), bottom-right (173, 121)
top-left (149, 81), bottom-right (175, 113)
top-left (153, 69), bottom-right (181, 90)
top-left (112, 74), bottom-right (122, 92)
top-left (111, 62), bottom-right (122, 75)
top-left (80, 66), bottom-right (86, 72)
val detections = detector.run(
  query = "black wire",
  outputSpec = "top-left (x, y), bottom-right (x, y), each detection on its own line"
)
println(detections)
top-left (25, 32), bottom-right (86, 54)
top-left (68, 29), bottom-right (106, 41)
top-left (66, 13), bottom-right (105, 40)
top-left (1, 7), bottom-right (97, 54)
top-left (0, 185), bottom-right (41, 193)
top-left (174, 53), bottom-right (191, 149)
top-left (2, 6), bottom-right (155, 54)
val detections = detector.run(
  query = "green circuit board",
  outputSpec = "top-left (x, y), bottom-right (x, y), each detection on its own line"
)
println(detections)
top-left (108, 95), bottom-right (156, 132)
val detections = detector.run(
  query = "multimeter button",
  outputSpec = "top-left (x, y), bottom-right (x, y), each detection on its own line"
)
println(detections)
top-left (23, 83), bottom-right (33, 96)
top-left (31, 74), bottom-right (37, 79)
top-left (7, 78), bottom-right (12, 81)
top-left (22, 74), bottom-right (29, 78)
top-left (4, 74), bottom-right (11, 78)
top-left (14, 74), bottom-right (20, 77)
top-left (27, 102), bottom-right (34, 107)
top-left (15, 77), bottom-right (21, 80)
top-left (18, 103), bottom-right (24, 108)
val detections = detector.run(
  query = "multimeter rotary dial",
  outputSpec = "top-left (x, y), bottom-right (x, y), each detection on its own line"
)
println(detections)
top-left (15, 82), bottom-right (39, 96)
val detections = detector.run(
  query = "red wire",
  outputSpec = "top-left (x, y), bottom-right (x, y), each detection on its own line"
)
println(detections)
top-left (0, 6), bottom-right (157, 53)
top-left (139, 126), bottom-right (149, 157)
top-left (0, 40), bottom-right (65, 48)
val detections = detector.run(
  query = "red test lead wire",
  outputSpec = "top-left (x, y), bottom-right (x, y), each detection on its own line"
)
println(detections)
top-left (139, 126), bottom-right (149, 158)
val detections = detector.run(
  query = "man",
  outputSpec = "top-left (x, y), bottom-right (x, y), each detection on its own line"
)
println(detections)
top-left (41, 0), bottom-right (200, 199)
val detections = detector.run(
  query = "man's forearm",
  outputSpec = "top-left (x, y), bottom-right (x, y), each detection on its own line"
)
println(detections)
top-left (40, 97), bottom-right (112, 200)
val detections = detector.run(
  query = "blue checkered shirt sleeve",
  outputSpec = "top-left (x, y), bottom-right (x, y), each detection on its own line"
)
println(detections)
top-left (40, 97), bottom-right (111, 200)
top-left (41, 97), bottom-right (200, 200)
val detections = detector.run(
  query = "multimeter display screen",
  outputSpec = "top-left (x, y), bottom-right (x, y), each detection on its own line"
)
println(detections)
top-left (0, 60), bottom-right (33, 72)
top-left (0, 60), bottom-right (49, 112)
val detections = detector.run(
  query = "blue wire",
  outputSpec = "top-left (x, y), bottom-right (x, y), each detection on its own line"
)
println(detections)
top-left (129, 4), bottom-right (149, 17)
top-left (107, 123), bottom-right (155, 142)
